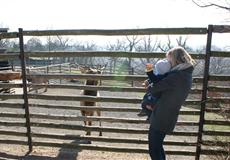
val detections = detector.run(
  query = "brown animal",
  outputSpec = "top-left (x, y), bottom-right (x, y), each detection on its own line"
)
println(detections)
top-left (0, 71), bottom-right (21, 81)
top-left (0, 71), bottom-right (21, 94)
top-left (79, 66), bottom-right (104, 136)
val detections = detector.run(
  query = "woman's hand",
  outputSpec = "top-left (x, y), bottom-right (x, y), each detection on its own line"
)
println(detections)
top-left (142, 79), bottom-right (150, 89)
top-left (142, 80), bottom-right (153, 89)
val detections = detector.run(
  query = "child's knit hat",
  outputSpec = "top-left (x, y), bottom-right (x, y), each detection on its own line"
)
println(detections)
top-left (155, 59), bottom-right (171, 75)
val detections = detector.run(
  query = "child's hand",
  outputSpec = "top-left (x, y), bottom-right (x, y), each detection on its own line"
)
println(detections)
top-left (146, 105), bottom-right (154, 111)
top-left (146, 63), bottom-right (153, 72)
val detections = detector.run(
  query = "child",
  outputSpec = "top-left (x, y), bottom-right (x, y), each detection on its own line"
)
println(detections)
top-left (137, 59), bottom-right (171, 120)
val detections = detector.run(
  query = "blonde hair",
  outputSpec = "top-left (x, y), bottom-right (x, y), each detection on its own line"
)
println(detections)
top-left (166, 46), bottom-right (196, 66)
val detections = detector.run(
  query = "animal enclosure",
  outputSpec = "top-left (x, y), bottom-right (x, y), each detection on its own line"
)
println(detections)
top-left (0, 25), bottom-right (229, 160)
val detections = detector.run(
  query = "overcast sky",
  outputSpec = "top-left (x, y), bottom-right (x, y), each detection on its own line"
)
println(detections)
top-left (1, 0), bottom-right (229, 49)
top-left (1, 0), bottom-right (229, 31)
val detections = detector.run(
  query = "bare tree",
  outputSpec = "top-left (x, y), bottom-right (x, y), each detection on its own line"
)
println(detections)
top-left (55, 36), bottom-right (71, 64)
top-left (158, 36), bottom-right (190, 52)
top-left (134, 35), bottom-right (160, 74)
top-left (192, 0), bottom-right (230, 11)
top-left (0, 27), bottom-right (10, 49)
top-left (125, 35), bottom-right (141, 74)
top-left (0, 39), bottom-right (9, 49)
top-left (7, 40), bottom-right (19, 52)
top-left (73, 41), bottom-right (98, 66)
top-left (26, 37), bottom-right (44, 51)
top-left (135, 35), bottom-right (160, 62)
top-left (106, 39), bottom-right (126, 73)
top-left (158, 36), bottom-right (173, 52)
top-left (56, 36), bottom-right (70, 50)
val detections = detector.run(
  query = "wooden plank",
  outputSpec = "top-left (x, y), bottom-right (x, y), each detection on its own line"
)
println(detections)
top-left (0, 121), bottom-right (26, 127)
top-left (202, 140), bottom-right (230, 147)
top-left (0, 139), bottom-right (28, 145)
top-left (22, 28), bottom-right (207, 36)
top-left (209, 75), bottom-right (230, 81)
top-left (28, 94), bottom-right (142, 103)
top-left (207, 97), bottom-right (230, 104)
top-left (213, 25), bottom-right (230, 33)
top-left (206, 108), bottom-right (230, 114)
top-left (31, 132), bottom-right (197, 146)
top-left (24, 51), bottom-right (205, 59)
top-left (0, 83), bottom-right (22, 88)
top-left (22, 84), bottom-right (202, 94)
top-left (28, 84), bottom-right (147, 92)
top-left (0, 129), bottom-right (27, 137)
top-left (27, 94), bottom-right (201, 105)
top-left (27, 51), bottom-right (166, 58)
top-left (208, 85), bottom-right (230, 92)
top-left (203, 130), bottom-right (230, 136)
top-left (0, 32), bottom-right (18, 39)
top-left (179, 109), bottom-right (200, 115)
top-left (27, 73), bottom-right (203, 83)
top-left (0, 112), bottom-right (199, 125)
top-left (26, 83), bottom-right (202, 94)
top-left (27, 121), bottom-right (198, 136)
top-left (0, 102), bottom-right (200, 115)
top-left (204, 120), bottom-right (230, 126)
top-left (1, 51), bottom-right (205, 59)
top-left (0, 102), bottom-right (24, 109)
top-left (0, 94), bottom-right (23, 99)
top-left (28, 103), bottom-right (200, 114)
top-left (201, 149), bottom-right (229, 155)
top-left (0, 112), bottom-right (25, 118)
top-left (27, 73), bottom-right (147, 81)
top-left (0, 129), bottom-right (197, 146)
top-left (0, 53), bottom-right (19, 60)
top-left (211, 51), bottom-right (230, 57)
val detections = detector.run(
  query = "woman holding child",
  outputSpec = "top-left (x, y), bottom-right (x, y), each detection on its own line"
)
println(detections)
top-left (145, 46), bottom-right (195, 160)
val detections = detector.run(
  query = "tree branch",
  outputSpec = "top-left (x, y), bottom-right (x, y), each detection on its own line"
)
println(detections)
top-left (192, 0), bottom-right (230, 10)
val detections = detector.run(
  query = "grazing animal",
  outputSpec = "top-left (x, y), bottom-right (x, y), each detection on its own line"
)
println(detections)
top-left (79, 66), bottom-right (104, 136)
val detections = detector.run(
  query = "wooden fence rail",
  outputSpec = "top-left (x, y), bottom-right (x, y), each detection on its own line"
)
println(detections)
top-left (0, 102), bottom-right (200, 114)
top-left (0, 51), bottom-right (206, 60)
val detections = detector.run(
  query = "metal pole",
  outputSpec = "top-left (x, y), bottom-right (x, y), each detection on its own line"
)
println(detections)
top-left (195, 25), bottom-right (213, 160)
top-left (18, 28), bottom-right (33, 152)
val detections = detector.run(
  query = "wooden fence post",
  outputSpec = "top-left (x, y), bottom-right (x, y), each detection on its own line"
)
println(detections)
top-left (131, 67), bottom-right (134, 87)
top-left (59, 63), bottom-right (62, 84)
top-left (18, 28), bottom-right (33, 152)
top-left (195, 25), bottom-right (213, 160)
top-left (46, 66), bottom-right (49, 73)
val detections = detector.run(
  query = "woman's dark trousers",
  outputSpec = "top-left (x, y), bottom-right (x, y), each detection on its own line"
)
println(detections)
top-left (148, 125), bottom-right (166, 160)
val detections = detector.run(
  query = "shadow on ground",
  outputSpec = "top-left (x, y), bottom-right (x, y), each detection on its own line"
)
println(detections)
top-left (0, 138), bottom-right (90, 160)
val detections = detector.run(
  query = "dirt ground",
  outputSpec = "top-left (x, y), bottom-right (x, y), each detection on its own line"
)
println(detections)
top-left (0, 144), bottom-right (147, 160)
top-left (0, 144), bottom-right (197, 160)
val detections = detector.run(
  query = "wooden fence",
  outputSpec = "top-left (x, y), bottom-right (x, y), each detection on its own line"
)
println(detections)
top-left (0, 25), bottom-right (229, 160)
